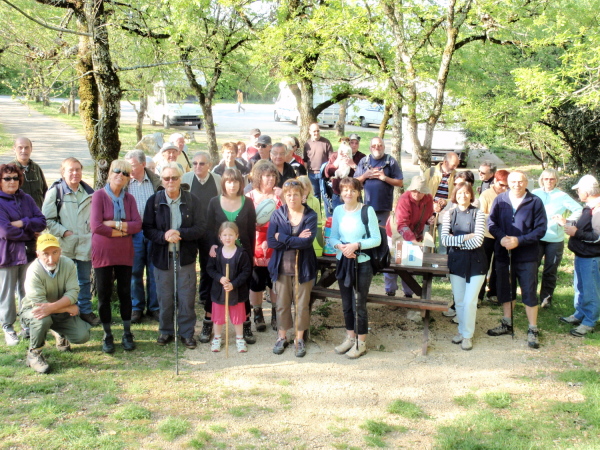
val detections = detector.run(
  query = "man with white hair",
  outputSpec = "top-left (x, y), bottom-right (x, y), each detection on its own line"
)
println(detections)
top-left (21, 233), bottom-right (92, 373)
top-left (125, 150), bottom-right (162, 323)
top-left (487, 171), bottom-right (547, 348)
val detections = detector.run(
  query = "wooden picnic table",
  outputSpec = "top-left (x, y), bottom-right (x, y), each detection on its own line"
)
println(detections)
top-left (311, 253), bottom-right (450, 355)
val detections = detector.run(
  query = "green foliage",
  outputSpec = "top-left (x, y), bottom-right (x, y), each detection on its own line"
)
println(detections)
top-left (158, 417), bottom-right (191, 441)
top-left (113, 404), bottom-right (152, 420)
top-left (453, 393), bottom-right (478, 408)
top-left (360, 419), bottom-right (394, 436)
top-left (483, 392), bottom-right (513, 409)
top-left (387, 399), bottom-right (428, 419)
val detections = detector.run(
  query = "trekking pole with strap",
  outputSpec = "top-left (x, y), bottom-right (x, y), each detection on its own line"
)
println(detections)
top-left (508, 249), bottom-right (514, 340)
top-left (294, 250), bottom-right (299, 351)
top-left (173, 250), bottom-right (179, 375)
top-left (225, 264), bottom-right (230, 358)
top-left (354, 251), bottom-right (359, 351)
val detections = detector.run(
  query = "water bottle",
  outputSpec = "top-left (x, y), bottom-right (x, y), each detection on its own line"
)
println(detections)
top-left (323, 217), bottom-right (336, 256)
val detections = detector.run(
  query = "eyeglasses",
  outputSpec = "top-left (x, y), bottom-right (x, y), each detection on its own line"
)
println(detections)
top-left (192, 161), bottom-right (207, 166)
top-left (256, 144), bottom-right (268, 149)
top-left (283, 180), bottom-right (301, 187)
top-left (112, 168), bottom-right (130, 177)
top-left (2, 176), bottom-right (19, 182)
top-left (162, 176), bottom-right (180, 182)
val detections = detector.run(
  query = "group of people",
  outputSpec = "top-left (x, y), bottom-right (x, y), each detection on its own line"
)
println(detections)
top-left (2, 126), bottom-right (598, 373)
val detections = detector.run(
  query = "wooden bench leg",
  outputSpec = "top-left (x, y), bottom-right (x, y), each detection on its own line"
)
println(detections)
top-left (422, 310), bottom-right (430, 356)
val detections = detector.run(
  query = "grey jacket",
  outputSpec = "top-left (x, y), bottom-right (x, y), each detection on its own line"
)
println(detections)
top-left (42, 180), bottom-right (94, 261)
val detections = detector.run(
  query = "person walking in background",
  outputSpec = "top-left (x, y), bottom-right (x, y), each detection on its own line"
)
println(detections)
top-left (90, 160), bottom-right (142, 353)
top-left (43, 157), bottom-right (98, 326)
top-left (532, 168), bottom-right (582, 308)
top-left (207, 222), bottom-right (252, 353)
top-left (236, 89), bottom-right (246, 113)
top-left (561, 175), bottom-right (600, 337)
top-left (441, 182), bottom-right (487, 351)
top-left (330, 178), bottom-right (381, 359)
top-left (0, 163), bottom-right (46, 346)
top-left (487, 171), bottom-right (547, 349)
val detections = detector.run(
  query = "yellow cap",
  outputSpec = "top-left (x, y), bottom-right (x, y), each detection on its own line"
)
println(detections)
top-left (36, 233), bottom-right (60, 252)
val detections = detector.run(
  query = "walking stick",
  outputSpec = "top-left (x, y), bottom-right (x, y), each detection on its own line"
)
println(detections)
top-left (225, 264), bottom-right (230, 358)
top-left (173, 250), bottom-right (179, 375)
top-left (431, 213), bottom-right (438, 253)
top-left (294, 250), bottom-right (299, 350)
top-left (354, 251), bottom-right (359, 351)
top-left (508, 249), bottom-right (514, 339)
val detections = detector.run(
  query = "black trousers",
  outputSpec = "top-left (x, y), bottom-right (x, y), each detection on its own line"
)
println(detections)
top-left (94, 265), bottom-right (133, 324)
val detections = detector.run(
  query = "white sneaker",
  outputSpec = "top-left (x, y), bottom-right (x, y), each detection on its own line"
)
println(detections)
top-left (236, 338), bottom-right (247, 353)
top-left (5, 330), bottom-right (19, 346)
top-left (451, 334), bottom-right (463, 344)
top-left (334, 336), bottom-right (355, 354)
top-left (211, 337), bottom-right (222, 352)
top-left (346, 340), bottom-right (367, 359)
top-left (461, 338), bottom-right (473, 351)
top-left (442, 308), bottom-right (456, 317)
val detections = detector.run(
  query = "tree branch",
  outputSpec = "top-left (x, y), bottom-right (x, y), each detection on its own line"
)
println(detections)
top-left (1, 0), bottom-right (92, 36)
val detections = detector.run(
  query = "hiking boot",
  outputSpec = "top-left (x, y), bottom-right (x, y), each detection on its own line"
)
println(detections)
top-left (149, 310), bottom-right (160, 321)
top-left (243, 321), bottom-right (256, 344)
top-left (131, 310), bottom-right (143, 324)
top-left (50, 329), bottom-right (71, 352)
top-left (452, 316), bottom-right (459, 324)
top-left (273, 337), bottom-right (288, 355)
top-left (254, 308), bottom-right (266, 332)
top-left (236, 337), bottom-right (248, 353)
top-left (181, 336), bottom-right (197, 349)
top-left (271, 307), bottom-right (277, 331)
top-left (156, 334), bottom-right (174, 345)
top-left (560, 315), bottom-right (581, 325)
top-left (461, 338), bottom-right (473, 351)
top-left (346, 340), bottom-right (367, 359)
top-left (295, 339), bottom-right (306, 358)
top-left (4, 330), bottom-right (19, 346)
top-left (80, 312), bottom-right (101, 326)
top-left (385, 291), bottom-right (396, 297)
top-left (540, 296), bottom-right (552, 308)
top-left (211, 337), bottom-right (222, 352)
top-left (122, 333), bottom-right (136, 351)
top-left (451, 334), bottom-right (463, 344)
top-left (26, 348), bottom-right (50, 374)
top-left (487, 320), bottom-right (513, 336)
top-left (334, 336), bottom-right (355, 355)
top-left (102, 335), bottom-right (115, 353)
top-left (442, 308), bottom-right (456, 317)
top-left (528, 328), bottom-right (540, 349)
top-left (198, 319), bottom-right (213, 343)
top-left (570, 324), bottom-right (594, 337)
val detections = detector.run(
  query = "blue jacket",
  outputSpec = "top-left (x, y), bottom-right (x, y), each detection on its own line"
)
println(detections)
top-left (488, 190), bottom-right (547, 263)
top-left (267, 204), bottom-right (318, 284)
top-left (0, 189), bottom-right (46, 267)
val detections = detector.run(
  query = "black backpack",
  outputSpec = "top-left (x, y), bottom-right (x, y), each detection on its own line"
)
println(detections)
top-left (360, 205), bottom-right (390, 273)
top-left (49, 178), bottom-right (95, 218)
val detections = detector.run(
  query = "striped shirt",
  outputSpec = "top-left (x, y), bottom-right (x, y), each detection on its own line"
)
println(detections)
top-left (434, 173), bottom-right (451, 201)
top-left (441, 206), bottom-right (485, 250)
top-left (128, 173), bottom-right (155, 218)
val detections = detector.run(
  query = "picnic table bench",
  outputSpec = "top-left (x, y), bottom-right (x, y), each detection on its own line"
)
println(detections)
top-left (311, 253), bottom-right (450, 355)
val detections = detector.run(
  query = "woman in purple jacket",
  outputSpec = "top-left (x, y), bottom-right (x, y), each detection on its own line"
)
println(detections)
top-left (0, 164), bottom-right (46, 346)
top-left (91, 160), bottom-right (142, 354)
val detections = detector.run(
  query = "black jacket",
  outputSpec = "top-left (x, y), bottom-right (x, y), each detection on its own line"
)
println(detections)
top-left (568, 205), bottom-right (600, 258)
top-left (206, 245), bottom-right (252, 305)
top-left (206, 196), bottom-right (256, 260)
top-left (142, 189), bottom-right (204, 270)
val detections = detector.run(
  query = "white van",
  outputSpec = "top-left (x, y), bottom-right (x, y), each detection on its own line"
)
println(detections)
top-left (274, 82), bottom-right (340, 127)
top-left (403, 124), bottom-right (469, 167)
top-left (347, 99), bottom-right (394, 128)
top-left (147, 81), bottom-right (203, 129)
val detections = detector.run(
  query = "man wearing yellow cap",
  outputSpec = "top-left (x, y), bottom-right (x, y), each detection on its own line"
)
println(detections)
top-left (21, 233), bottom-right (91, 373)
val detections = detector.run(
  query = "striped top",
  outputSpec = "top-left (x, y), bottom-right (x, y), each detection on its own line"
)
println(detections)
top-left (440, 206), bottom-right (485, 250)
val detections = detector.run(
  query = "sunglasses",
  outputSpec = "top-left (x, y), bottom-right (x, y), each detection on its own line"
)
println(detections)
top-left (284, 180), bottom-right (301, 187)
top-left (192, 161), bottom-right (207, 166)
top-left (162, 176), bottom-right (180, 182)
top-left (256, 144), bottom-right (268, 149)
top-left (112, 168), bottom-right (130, 177)
top-left (2, 176), bottom-right (19, 182)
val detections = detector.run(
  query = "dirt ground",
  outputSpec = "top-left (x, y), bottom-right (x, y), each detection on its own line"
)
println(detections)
top-left (162, 283), bottom-right (592, 449)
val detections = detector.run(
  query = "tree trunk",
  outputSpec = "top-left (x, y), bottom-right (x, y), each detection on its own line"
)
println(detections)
top-left (290, 81), bottom-right (317, 146)
top-left (335, 100), bottom-right (347, 137)
top-left (69, 81), bottom-right (77, 115)
top-left (389, 102), bottom-right (404, 205)
top-left (136, 94), bottom-right (147, 142)
top-left (84, 0), bottom-right (122, 188)
top-left (201, 102), bottom-right (219, 164)
top-left (378, 103), bottom-right (391, 139)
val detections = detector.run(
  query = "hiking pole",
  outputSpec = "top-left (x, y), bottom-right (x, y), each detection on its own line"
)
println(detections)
top-left (354, 251), bottom-right (359, 351)
top-left (508, 249), bottom-right (514, 340)
top-left (225, 264), bottom-right (230, 358)
top-left (173, 250), bottom-right (179, 375)
top-left (294, 250), bottom-right (299, 351)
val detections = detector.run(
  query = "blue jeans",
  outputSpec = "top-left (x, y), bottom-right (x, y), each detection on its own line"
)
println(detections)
top-left (573, 256), bottom-right (600, 327)
top-left (73, 259), bottom-right (92, 315)
top-left (308, 172), bottom-right (322, 201)
top-left (131, 231), bottom-right (158, 313)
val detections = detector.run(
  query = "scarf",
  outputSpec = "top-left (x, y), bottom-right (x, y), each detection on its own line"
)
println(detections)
top-left (104, 184), bottom-right (126, 221)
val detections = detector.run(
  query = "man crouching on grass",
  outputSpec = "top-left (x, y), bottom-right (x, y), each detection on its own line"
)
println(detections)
top-left (21, 234), bottom-right (92, 374)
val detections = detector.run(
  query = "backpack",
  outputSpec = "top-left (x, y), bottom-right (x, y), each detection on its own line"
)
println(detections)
top-left (49, 178), bottom-right (95, 218)
top-left (360, 205), bottom-right (390, 273)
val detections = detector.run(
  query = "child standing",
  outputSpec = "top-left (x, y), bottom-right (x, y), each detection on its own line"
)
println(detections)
top-left (207, 222), bottom-right (252, 353)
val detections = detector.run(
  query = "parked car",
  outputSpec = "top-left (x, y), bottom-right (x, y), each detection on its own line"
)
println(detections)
top-left (274, 82), bottom-right (340, 128)
top-left (147, 81), bottom-right (203, 129)
top-left (403, 125), bottom-right (469, 167)
top-left (347, 99), bottom-right (394, 128)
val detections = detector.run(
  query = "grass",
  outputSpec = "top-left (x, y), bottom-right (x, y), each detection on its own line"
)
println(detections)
top-left (387, 399), bottom-right (428, 419)
top-left (0, 122), bottom-right (14, 157)
top-left (158, 417), bottom-right (191, 441)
